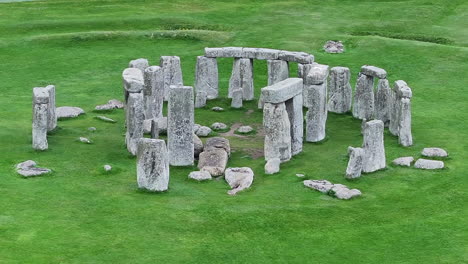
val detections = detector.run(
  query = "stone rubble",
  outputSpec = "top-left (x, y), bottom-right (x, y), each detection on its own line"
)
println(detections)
top-left (195, 126), bottom-right (212, 137)
top-left (264, 158), bottom-right (280, 174)
top-left (16, 160), bottom-right (51, 177)
top-left (414, 159), bottom-right (444, 170)
top-left (225, 167), bottom-right (254, 195)
top-left (323, 40), bottom-right (344, 53)
top-left (211, 122), bottom-right (228, 130)
top-left (392, 157), bottom-right (414, 167)
top-left (188, 171), bottom-right (212, 181)
top-left (303, 180), bottom-right (361, 200)
top-left (95, 99), bottom-right (125, 111)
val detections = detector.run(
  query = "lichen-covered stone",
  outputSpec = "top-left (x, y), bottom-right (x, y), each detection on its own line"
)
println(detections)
top-left (361, 65), bottom-right (387, 79)
top-left (95, 99), bottom-right (125, 111)
top-left (237, 125), bottom-right (253, 134)
top-left (211, 122), bottom-right (228, 130)
top-left (398, 98), bottom-right (412, 146)
top-left (414, 159), bottom-right (444, 170)
top-left (144, 66), bottom-right (164, 120)
top-left (195, 126), bottom-right (212, 137)
top-left (362, 120), bottom-right (386, 173)
top-left (16, 160), bottom-right (51, 177)
top-left (285, 94), bottom-right (303, 155)
top-left (194, 56), bottom-right (218, 99)
top-left (305, 83), bottom-right (327, 142)
top-left (56, 106), bottom-right (85, 119)
top-left (390, 80), bottom-right (411, 136)
top-left (225, 167), bottom-right (254, 195)
top-left (263, 102), bottom-right (291, 162)
top-left (261, 78), bottom-right (303, 104)
top-left (188, 171), bottom-right (212, 181)
top-left (193, 134), bottom-right (203, 159)
top-left (204, 137), bottom-right (230, 156)
top-left (323, 41), bottom-right (344, 54)
top-left (136, 138), bottom-right (169, 192)
top-left (375, 79), bottom-right (392, 125)
top-left (278, 50), bottom-right (314, 64)
top-left (32, 88), bottom-right (49, 150)
top-left (328, 67), bottom-right (352, 113)
top-left (267, 59), bottom-right (289, 86)
top-left (126, 93), bottom-right (145, 155)
top-left (129, 58), bottom-right (149, 72)
top-left (346, 147), bottom-right (364, 179)
top-left (229, 58), bottom-right (254, 100)
top-left (304, 63), bottom-right (329, 85)
top-left (242, 48), bottom-right (279, 60)
top-left (195, 91), bottom-right (207, 108)
top-left (160, 56), bottom-right (183, 101)
top-left (352, 73), bottom-right (374, 120)
top-left (303, 180), bottom-right (334, 193)
top-left (421, 148), bottom-right (448, 158)
top-left (198, 148), bottom-right (229, 177)
top-left (392, 157), bottom-right (414, 167)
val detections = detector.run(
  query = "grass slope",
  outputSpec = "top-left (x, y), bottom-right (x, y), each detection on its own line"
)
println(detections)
top-left (0, 0), bottom-right (467, 263)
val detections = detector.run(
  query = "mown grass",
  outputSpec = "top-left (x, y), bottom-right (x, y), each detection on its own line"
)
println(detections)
top-left (0, 0), bottom-right (467, 263)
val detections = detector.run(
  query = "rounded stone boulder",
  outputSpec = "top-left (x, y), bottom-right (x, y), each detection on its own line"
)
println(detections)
top-left (421, 148), bottom-right (448, 158)
top-left (56, 106), bottom-right (85, 119)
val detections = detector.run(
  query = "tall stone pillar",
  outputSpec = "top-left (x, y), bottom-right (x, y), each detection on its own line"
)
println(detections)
top-left (126, 93), bottom-right (145, 155)
top-left (304, 64), bottom-right (329, 142)
top-left (229, 58), bottom-right (254, 100)
top-left (258, 59), bottom-right (289, 109)
top-left (285, 94), bottom-right (303, 155)
top-left (328, 67), bottom-right (352, 113)
top-left (194, 56), bottom-right (218, 100)
top-left (137, 138), bottom-right (169, 192)
top-left (263, 102), bottom-right (291, 162)
top-left (45, 85), bottom-right (56, 131)
top-left (352, 73), bottom-right (374, 120)
top-left (160, 56), bottom-right (183, 101)
top-left (143, 66), bottom-right (164, 120)
top-left (362, 120), bottom-right (386, 173)
top-left (32, 87), bottom-right (49, 150)
top-left (375, 79), bottom-right (392, 125)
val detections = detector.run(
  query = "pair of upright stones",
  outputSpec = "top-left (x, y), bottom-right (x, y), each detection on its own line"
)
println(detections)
top-left (353, 65), bottom-right (413, 146)
top-left (123, 56), bottom-right (183, 155)
top-left (32, 85), bottom-right (56, 150)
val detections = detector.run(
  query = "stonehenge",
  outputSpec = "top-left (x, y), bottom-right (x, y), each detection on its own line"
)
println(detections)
top-left (136, 138), bottom-right (169, 192)
top-left (32, 86), bottom-right (56, 150)
top-left (194, 56), bottom-right (218, 100)
top-left (125, 92), bottom-right (145, 155)
top-left (303, 63), bottom-right (328, 142)
top-left (328, 67), bottom-right (352, 113)
top-left (160, 56), bottom-right (183, 101)
top-left (143, 66), bottom-right (164, 120)
top-left (229, 58), bottom-right (254, 100)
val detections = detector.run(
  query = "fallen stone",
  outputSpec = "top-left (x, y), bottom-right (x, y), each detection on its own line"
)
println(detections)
top-left (264, 158), bottom-right (280, 174)
top-left (328, 67), bottom-right (352, 113)
top-left (95, 99), bottom-right (125, 111)
top-left (296, 173), bottom-right (305, 178)
top-left (414, 159), bottom-right (444, 170)
top-left (137, 138), bottom-right (169, 192)
top-left (204, 137), bottom-right (230, 156)
top-left (330, 184), bottom-right (362, 200)
top-left (56, 106), bottom-right (85, 119)
top-left (212, 106), bottom-right (224, 112)
top-left (236, 125), bottom-right (253, 134)
top-left (160, 56), bottom-right (183, 101)
top-left (79, 137), bottom-right (91, 144)
top-left (392, 157), bottom-right (414, 167)
top-left (195, 126), bottom-right (212, 137)
top-left (188, 171), bottom-right (212, 181)
top-left (303, 180), bottom-right (334, 193)
top-left (95, 116), bottom-right (116, 123)
top-left (193, 134), bottom-right (203, 158)
top-left (104, 164), bottom-right (112, 171)
top-left (225, 167), bottom-right (254, 195)
top-left (198, 148), bottom-right (228, 177)
top-left (361, 65), bottom-right (387, 79)
top-left (421, 148), bottom-right (448, 158)
top-left (323, 40), bottom-right (344, 53)
top-left (16, 160), bottom-right (51, 177)
top-left (211, 122), bottom-right (228, 130)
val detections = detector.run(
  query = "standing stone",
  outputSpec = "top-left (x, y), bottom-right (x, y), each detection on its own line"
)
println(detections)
top-left (194, 56), bottom-right (218, 99)
top-left (32, 88), bottom-right (49, 150)
top-left (362, 120), bottom-right (386, 173)
top-left (195, 91), bottom-right (207, 108)
top-left (304, 83), bottom-right (327, 142)
top-left (129, 58), bottom-right (149, 73)
top-left (374, 79), bottom-right (392, 125)
top-left (345, 147), bottom-right (364, 179)
top-left (151, 119), bottom-right (159, 139)
top-left (160, 56), bottom-right (183, 101)
top-left (45, 85), bottom-right (56, 131)
top-left (263, 102), bottom-right (291, 162)
top-left (168, 85), bottom-right (194, 166)
top-left (122, 68), bottom-right (144, 104)
top-left (136, 138), bottom-right (169, 192)
top-left (398, 98), bottom-right (412, 146)
top-left (229, 58), bottom-right (254, 100)
top-left (143, 66), bottom-right (164, 120)
top-left (352, 73), bottom-right (374, 120)
top-left (126, 93), bottom-right (145, 155)
top-left (389, 80), bottom-right (411, 136)
top-left (259, 59), bottom-right (290, 109)
top-left (285, 94), bottom-right (303, 155)
top-left (328, 67), bottom-right (352, 113)
top-left (231, 88), bottom-right (243, 108)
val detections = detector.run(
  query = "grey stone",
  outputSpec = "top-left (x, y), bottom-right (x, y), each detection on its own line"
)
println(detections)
top-left (229, 58), bottom-right (254, 100)
top-left (237, 125), bottom-right (253, 134)
top-left (167, 85), bottom-right (194, 166)
top-left (157, 117), bottom-right (168, 135)
top-left (267, 59), bottom-right (289, 86)
top-left (220, 47), bottom-right (243, 57)
top-left (204, 47), bottom-right (224, 57)
top-left (264, 158), bottom-right (280, 174)
top-left (231, 88), bottom-right (243, 108)
top-left (151, 119), bottom-right (159, 139)
top-left (261, 78), bottom-right (303, 104)
top-left (126, 93), bottom-right (145, 155)
top-left (95, 116), bottom-right (116, 123)
top-left (122, 68), bottom-right (144, 102)
top-left (375, 79), bottom-right (392, 124)
top-left (263, 102), bottom-right (291, 162)
top-left (45, 85), bottom-right (56, 132)
top-left (422, 148), bottom-right (448, 158)
top-left (193, 124), bottom-right (201, 133)
top-left (56, 106), bottom-right (85, 119)
top-left (390, 80), bottom-right (412, 136)
top-left (143, 119), bottom-right (152, 134)
top-left (88, 127), bottom-right (96, 131)
top-left (211, 122), bottom-right (227, 130)
top-left (323, 40), bottom-right (344, 54)
top-left (16, 160), bottom-right (37, 170)
top-left (296, 173), bottom-right (305, 178)
top-left (242, 48), bottom-right (280, 60)
top-left (304, 63), bottom-right (329, 85)
top-left (129, 58), bottom-right (149, 72)
top-left (352, 73), bottom-right (374, 120)
top-left (136, 138), bottom-right (169, 192)
top-left (193, 134), bottom-right (203, 158)
top-left (361, 65), bottom-right (387, 79)
top-left (278, 50), bottom-right (314, 64)
top-left (195, 91), bottom-right (207, 108)
top-left (346, 147), bottom-right (364, 179)
top-left (195, 126), bottom-right (212, 137)
top-left (195, 56), bottom-right (218, 99)
top-left (392, 157), bottom-right (414, 167)
top-left (330, 185), bottom-right (362, 200)
top-left (328, 67), bottom-right (352, 113)
top-left (212, 106), bottom-right (224, 112)
top-left (79, 137), bottom-right (91, 144)
top-left (297, 63), bottom-right (314, 79)
top-left (95, 99), bottom-right (125, 111)
top-left (362, 120), bottom-right (386, 173)
top-left (285, 94), bottom-right (304, 155)
top-left (33, 87), bottom-right (49, 104)
top-left (198, 148), bottom-right (229, 177)
top-left (16, 160), bottom-right (51, 177)
top-left (225, 167), bottom-right (254, 195)
top-left (104, 164), bottom-right (112, 171)
top-left (305, 83), bottom-right (327, 142)
top-left (188, 171), bottom-right (212, 181)
top-left (144, 66), bottom-right (164, 120)
top-left (160, 56), bottom-right (183, 101)
top-left (204, 137), bottom-right (230, 156)
top-left (414, 159), bottom-right (444, 170)
top-left (32, 101), bottom-right (48, 150)
top-left (303, 180), bottom-right (334, 193)
top-left (398, 98), bottom-right (412, 147)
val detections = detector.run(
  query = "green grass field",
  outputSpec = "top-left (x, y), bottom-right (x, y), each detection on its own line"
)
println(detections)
top-left (1, 0), bottom-right (467, 263)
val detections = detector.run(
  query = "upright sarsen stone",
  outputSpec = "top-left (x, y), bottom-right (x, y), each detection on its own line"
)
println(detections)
top-left (285, 94), bottom-right (303, 155)
top-left (137, 138), bottom-right (169, 192)
top-left (32, 87), bottom-right (49, 150)
top-left (122, 68), bottom-right (144, 103)
top-left (229, 58), bottom-right (254, 100)
top-left (45, 85), bottom-right (56, 131)
top-left (160, 56), bottom-right (183, 101)
top-left (346, 147), bottom-right (364, 179)
top-left (375, 79), bottom-right (392, 125)
top-left (144, 66), bottom-right (164, 120)
top-left (267, 60), bottom-right (289, 86)
top-left (389, 80), bottom-right (411, 136)
top-left (126, 93), bottom-right (145, 155)
top-left (263, 102), bottom-right (291, 162)
top-left (362, 120), bottom-right (386, 173)
top-left (398, 98), bottom-right (413, 146)
top-left (352, 73), bottom-right (374, 120)
top-left (168, 85), bottom-right (194, 166)
top-left (194, 56), bottom-right (218, 100)
top-left (328, 67), bottom-right (352, 113)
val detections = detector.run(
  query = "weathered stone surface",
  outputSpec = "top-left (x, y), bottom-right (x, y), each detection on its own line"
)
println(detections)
top-left (195, 91), bottom-right (207, 108)
top-left (32, 101), bottom-right (48, 151)
top-left (267, 59), bottom-right (289, 86)
top-left (45, 85), bottom-right (56, 132)
top-left (392, 157), bottom-right (414, 167)
top-left (398, 98), bottom-right (412, 146)
top-left (285, 95), bottom-right (303, 155)
top-left (225, 167), bottom-right (254, 195)
top-left (375, 79), bottom-right (392, 124)
top-left (195, 56), bottom-right (218, 99)
top-left (361, 65), bottom-right (387, 79)
top-left (352, 73), bottom-right (374, 120)
top-left (95, 115), bottom-right (116, 123)
top-left (129, 58), bottom-right (149, 72)
top-left (422, 148), bottom-right (448, 158)
top-left (211, 122), bottom-right (227, 130)
top-left (303, 180), bottom-right (334, 193)
top-left (346, 147), bottom-right (364, 179)
top-left (212, 106), bottom-right (224, 112)
top-left (79, 137), bottom-right (91, 144)
top-left (167, 85), bottom-right (194, 166)
top-left (390, 80), bottom-right (412, 136)
top-left (328, 67), bottom-right (352, 113)
top-left (198, 148), bottom-right (229, 177)
top-left (237, 125), bottom-right (253, 134)
top-left (122, 68), bottom-right (144, 102)
top-left (144, 66), bottom-right (164, 120)
top-left (231, 88), bottom-right (243, 108)
top-left (95, 99), bottom-right (125, 111)
top-left (104, 164), bottom-right (112, 171)
top-left (265, 158), bottom-right (280, 174)
top-left (151, 119), bottom-right (159, 139)
top-left (304, 63), bottom-right (329, 85)
top-left (193, 124), bottom-right (201, 133)
top-left (204, 137), bottom-right (230, 156)
top-left (261, 78), bottom-right (303, 104)
top-left (204, 47), bottom-right (224, 57)
top-left (297, 63), bottom-right (314, 79)
top-left (157, 116), bottom-right (168, 135)
top-left (195, 126), bottom-right (212, 137)
top-left (126, 93), bottom-right (145, 155)
top-left (142, 119), bottom-right (152, 134)
top-left (229, 58), bottom-right (254, 100)
top-left (160, 56), bottom-right (183, 101)
top-left (242, 48), bottom-right (279, 60)
top-left (56, 106), bottom-right (85, 119)
top-left (193, 134), bottom-right (203, 158)
top-left (16, 160), bottom-right (51, 177)
top-left (362, 120), bottom-right (386, 173)
top-left (263, 102), bottom-right (291, 162)
top-left (137, 138), bottom-right (169, 192)
top-left (188, 171), bottom-right (212, 181)
top-left (278, 50), bottom-right (314, 64)
top-left (33, 87), bottom-right (49, 104)
top-left (330, 184), bottom-right (362, 200)
top-left (305, 83), bottom-right (327, 142)
top-left (414, 159), bottom-right (444, 170)
top-left (220, 47), bottom-right (243, 57)
top-left (323, 40), bottom-right (344, 53)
